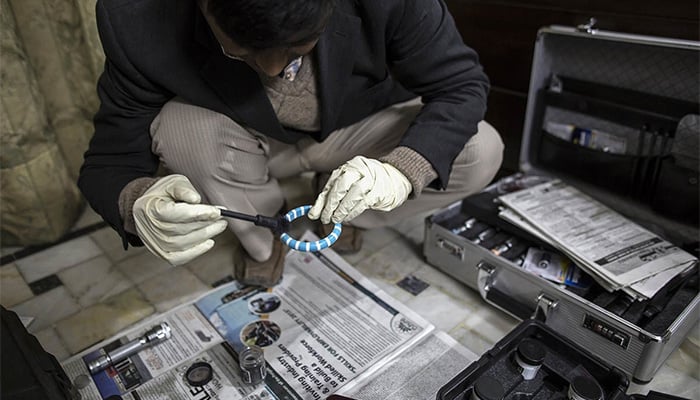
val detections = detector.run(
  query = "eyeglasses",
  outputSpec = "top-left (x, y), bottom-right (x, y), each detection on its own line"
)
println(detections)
top-left (219, 43), bottom-right (249, 62)
top-left (220, 43), bottom-right (303, 81)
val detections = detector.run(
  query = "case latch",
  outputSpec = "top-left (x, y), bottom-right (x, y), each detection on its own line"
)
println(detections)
top-left (476, 261), bottom-right (496, 299)
top-left (576, 18), bottom-right (598, 35)
top-left (534, 293), bottom-right (558, 321)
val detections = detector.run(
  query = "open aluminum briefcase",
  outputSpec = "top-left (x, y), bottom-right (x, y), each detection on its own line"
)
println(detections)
top-left (424, 24), bottom-right (699, 384)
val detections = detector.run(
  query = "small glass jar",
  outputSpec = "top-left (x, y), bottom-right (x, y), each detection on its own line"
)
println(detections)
top-left (568, 376), bottom-right (603, 400)
top-left (513, 339), bottom-right (546, 380)
top-left (470, 376), bottom-right (505, 400)
top-left (239, 346), bottom-right (266, 385)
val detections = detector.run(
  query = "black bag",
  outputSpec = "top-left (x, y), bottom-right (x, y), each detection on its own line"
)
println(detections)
top-left (651, 114), bottom-right (700, 225)
top-left (1, 306), bottom-right (76, 400)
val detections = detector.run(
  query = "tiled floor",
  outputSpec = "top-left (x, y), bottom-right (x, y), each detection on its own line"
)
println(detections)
top-left (1, 174), bottom-right (698, 398)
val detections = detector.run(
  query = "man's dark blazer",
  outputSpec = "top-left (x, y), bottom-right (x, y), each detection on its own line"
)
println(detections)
top-left (78, 0), bottom-right (490, 245)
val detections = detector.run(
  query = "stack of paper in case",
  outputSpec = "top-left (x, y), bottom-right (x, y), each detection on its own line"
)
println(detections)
top-left (496, 179), bottom-right (697, 300)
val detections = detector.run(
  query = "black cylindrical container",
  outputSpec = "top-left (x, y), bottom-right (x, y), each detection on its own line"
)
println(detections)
top-left (470, 376), bottom-right (505, 400)
top-left (513, 338), bottom-right (546, 380)
top-left (568, 376), bottom-right (603, 400)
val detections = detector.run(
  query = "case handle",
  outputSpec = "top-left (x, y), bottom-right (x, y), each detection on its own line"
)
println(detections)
top-left (436, 236), bottom-right (464, 260)
top-left (476, 261), bottom-right (537, 320)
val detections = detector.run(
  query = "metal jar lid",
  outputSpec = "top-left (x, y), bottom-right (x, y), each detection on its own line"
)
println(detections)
top-left (516, 338), bottom-right (546, 366)
top-left (185, 362), bottom-right (213, 387)
top-left (472, 376), bottom-right (505, 400)
top-left (568, 376), bottom-right (603, 400)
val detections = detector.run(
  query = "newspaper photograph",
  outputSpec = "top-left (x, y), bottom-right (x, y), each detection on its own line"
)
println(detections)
top-left (497, 180), bottom-right (696, 298)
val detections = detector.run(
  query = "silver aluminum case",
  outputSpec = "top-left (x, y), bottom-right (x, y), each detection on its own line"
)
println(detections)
top-left (424, 25), bottom-right (699, 383)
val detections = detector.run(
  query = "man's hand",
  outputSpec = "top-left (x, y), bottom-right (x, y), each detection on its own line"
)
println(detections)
top-left (133, 174), bottom-right (228, 265)
top-left (308, 156), bottom-right (412, 224)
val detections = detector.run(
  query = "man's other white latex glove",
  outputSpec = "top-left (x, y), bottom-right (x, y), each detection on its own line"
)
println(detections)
top-left (133, 174), bottom-right (228, 266)
top-left (308, 156), bottom-right (412, 224)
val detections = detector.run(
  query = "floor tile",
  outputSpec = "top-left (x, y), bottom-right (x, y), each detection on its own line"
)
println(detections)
top-left (0, 263), bottom-right (34, 307)
top-left (28, 274), bottom-right (63, 295)
top-left (663, 322), bottom-right (700, 380)
top-left (116, 250), bottom-right (173, 285)
top-left (448, 323), bottom-right (493, 357)
top-left (1, 246), bottom-right (23, 258)
top-left (58, 255), bottom-right (132, 308)
top-left (90, 226), bottom-right (147, 263)
top-left (411, 263), bottom-right (483, 306)
top-left (396, 275), bottom-right (431, 296)
top-left (16, 236), bottom-right (103, 283)
top-left (352, 236), bottom-right (425, 285)
top-left (55, 288), bottom-right (155, 354)
top-left (34, 327), bottom-right (71, 362)
top-left (404, 286), bottom-right (478, 333)
top-left (341, 227), bottom-right (402, 265)
top-left (372, 275), bottom-right (416, 305)
top-left (628, 365), bottom-right (699, 399)
top-left (449, 305), bottom-right (518, 356)
top-left (10, 286), bottom-right (81, 333)
top-left (137, 267), bottom-right (209, 313)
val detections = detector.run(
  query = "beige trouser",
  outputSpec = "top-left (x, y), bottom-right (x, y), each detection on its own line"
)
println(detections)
top-left (150, 98), bottom-right (504, 261)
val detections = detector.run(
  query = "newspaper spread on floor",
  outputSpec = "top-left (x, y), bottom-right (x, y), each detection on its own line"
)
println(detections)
top-left (497, 179), bottom-right (697, 299)
top-left (61, 231), bottom-right (477, 399)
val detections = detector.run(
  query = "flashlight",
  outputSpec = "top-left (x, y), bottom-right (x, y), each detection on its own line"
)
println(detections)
top-left (87, 322), bottom-right (172, 374)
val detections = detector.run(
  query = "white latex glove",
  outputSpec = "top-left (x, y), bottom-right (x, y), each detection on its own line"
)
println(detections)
top-left (308, 156), bottom-right (412, 224)
top-left (133, 174), bottom-right (228, 266)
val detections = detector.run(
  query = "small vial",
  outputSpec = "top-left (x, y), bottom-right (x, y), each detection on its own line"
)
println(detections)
top-left (452, 217), bottom-right (478, 235)
top-left (472, 228), bottom-right (496, 245)
top-left (239, 346), bottom-right (266, 385)
top-left (513, 339), bottom-right (546, 380)
top-left (568, 376), bottom-right (603, 400)
top-left (470, 376), bottom-right (504, 400)
top-left (491, 237), bottom-right (519, 256)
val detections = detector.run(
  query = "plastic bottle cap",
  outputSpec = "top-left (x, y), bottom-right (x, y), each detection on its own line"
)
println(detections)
top-left (569, 376), bottom-right (603, 400)
top-left (473, 376), bottom-right (505, 400)
top-left (516, 339), bottom-right (546, 365)
top-left (185, 362), bottom-right (213, 387)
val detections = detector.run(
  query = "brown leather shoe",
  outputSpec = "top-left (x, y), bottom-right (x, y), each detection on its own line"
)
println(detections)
top-left (234, 239), bottom-right (288, 287)
top-left (318, 223), bottom-right (363, 254)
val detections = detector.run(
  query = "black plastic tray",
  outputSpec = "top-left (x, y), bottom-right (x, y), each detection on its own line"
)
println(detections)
top-left (437, 319), bottom-right (629, 400)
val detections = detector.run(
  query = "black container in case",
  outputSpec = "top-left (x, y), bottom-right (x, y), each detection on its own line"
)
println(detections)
top-left (424, 23), bottom-right (699, 384)
top-left (436, 320), bottom-right (690, 400)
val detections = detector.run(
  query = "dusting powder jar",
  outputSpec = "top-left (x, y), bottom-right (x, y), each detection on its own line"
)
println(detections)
top-left (513, 338), bottom-right (546, 380)
top-left (568, 376), bottom-right (603, 400)
top-left (239, 346), bottom-right (266, 385)
top-left (470, 376), bottom-right (505, 400)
